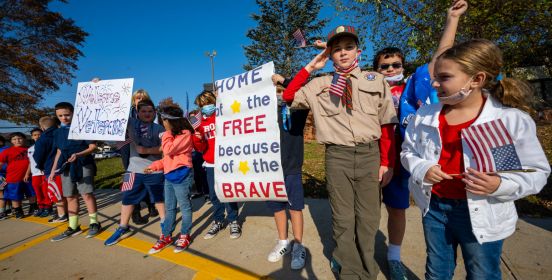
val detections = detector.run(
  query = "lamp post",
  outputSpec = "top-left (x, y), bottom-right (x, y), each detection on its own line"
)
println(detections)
top-left (205, 50), bottom-right (217, 92)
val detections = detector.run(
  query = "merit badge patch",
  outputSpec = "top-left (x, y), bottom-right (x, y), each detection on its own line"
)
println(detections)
top-left (365, 72), bottom-right (377, 81)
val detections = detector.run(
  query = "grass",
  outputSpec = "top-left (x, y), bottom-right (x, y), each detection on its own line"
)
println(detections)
top-left (94, 157), bottom-right (125, 189)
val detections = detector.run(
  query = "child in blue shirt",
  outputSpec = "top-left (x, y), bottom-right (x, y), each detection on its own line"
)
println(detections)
top-left (49, 102), bottom-right (101, 241)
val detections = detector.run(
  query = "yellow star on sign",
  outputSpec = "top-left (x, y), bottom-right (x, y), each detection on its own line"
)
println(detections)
top-left (230, 100), bottom-right (241, 113)
top-left (238, 161), bottom-right (250, 175)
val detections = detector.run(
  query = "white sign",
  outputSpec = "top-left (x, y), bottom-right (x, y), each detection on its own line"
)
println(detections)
top-left (69, 78), bottom-right (134, 141)
top-left (214, 62), bottom-right (287, 202)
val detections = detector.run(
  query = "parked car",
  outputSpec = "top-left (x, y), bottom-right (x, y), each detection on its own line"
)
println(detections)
top-left (94, 151), bottom-right (120, 160)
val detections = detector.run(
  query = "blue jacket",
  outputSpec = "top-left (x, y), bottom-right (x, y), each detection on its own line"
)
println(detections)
top-left (399, 63), bottom-right (439, 138)
top-left (33, 126), bottom-right (58, 175)
top-left (53, 125), bottom-right (96, 182)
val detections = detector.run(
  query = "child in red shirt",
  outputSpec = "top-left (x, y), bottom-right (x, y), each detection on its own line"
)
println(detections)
top-left (192, 90), bottom-right (241, 239)
top-left (0, 132), bottom-right (35, 219)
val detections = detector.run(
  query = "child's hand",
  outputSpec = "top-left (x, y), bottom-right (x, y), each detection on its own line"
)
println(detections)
top-left (424, 165), bottom-right (453, 184)
top-left (272, 74), bottom-right (285, 86)
top-left (143, 168), bottom-right (153, 174)
top-left (23, 174), bottom-right (30, 183)
top-left (48, 174), bottom-right (55, 182)
top-left (379, 166), bottom-right (393, 187)
top-left (447, 0), bottom-right (468, 18)
top-left (67, 153), bottom-right (78, 163)
top-left (135, 145), bottom-right (147, 154)
top-left (305, 48), bottom-right (331, 73)
top-left (314, 40), bottom-right (327, 49)
top-left (194, 131), bottom-right (202, 139)
top-left (462, 168), bottom-right (501, 196)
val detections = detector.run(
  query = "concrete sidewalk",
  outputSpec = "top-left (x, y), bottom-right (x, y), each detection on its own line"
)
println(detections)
top-left (1, 189), bottom-right (551, 279)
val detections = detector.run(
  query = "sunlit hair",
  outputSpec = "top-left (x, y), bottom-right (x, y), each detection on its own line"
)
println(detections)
top-left (54, 102), bottom-right (74, 113)
top-left (158, 98), bottom-right (194, 135)
top-left (132, 89), bottom-right (152, 106)
top-left (39, 116), bottom-right (56, 129)
top-left (438, 39), bottom-right (536, 115)
top-left (194, 90), bottom-right (216, 107)
top-left (373, 47), bottom-right (404, 70)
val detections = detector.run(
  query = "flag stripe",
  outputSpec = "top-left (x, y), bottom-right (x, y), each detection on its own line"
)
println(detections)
top-left (483, 122), bottom-right (500, 147)
top-left (463, 129), bottom-right (487, 171)
top-left (474, 125), bottom-right (496, 171)
top-left (496, 119), bottom-right (513, 144)
top-left (467, 127), bottom-right (491, 171)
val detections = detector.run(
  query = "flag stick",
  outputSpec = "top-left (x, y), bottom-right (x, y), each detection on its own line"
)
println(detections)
top-left (449, 169), bottom-right (537, 176)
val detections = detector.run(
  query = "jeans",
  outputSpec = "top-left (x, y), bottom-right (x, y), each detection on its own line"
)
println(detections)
top-left (162, 171), bottom-right (194, 236)
top-left (206, 167), bottom-right (238, 222)
top-left (423, 196), bottom-right (503, 280)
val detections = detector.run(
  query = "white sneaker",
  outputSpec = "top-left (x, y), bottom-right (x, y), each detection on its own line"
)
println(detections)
top-left (267, 240), bottom-right (291, 262)
top-left (291, 243), bottom-right (306, 270)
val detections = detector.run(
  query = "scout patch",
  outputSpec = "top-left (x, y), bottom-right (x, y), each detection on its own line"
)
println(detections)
top-left (365, 72), bottom-right (377, 81)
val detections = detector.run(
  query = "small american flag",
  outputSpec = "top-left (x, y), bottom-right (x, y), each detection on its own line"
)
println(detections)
top-left (47, 179), bottom-right (62, 202)
top-left (121, 172), bottom-right (135, 192)
top-left (189, 111), bottom-right (203, 130)
top-left (292, 29), bottom-right (306, 48)
top-left (0, 175), bottom-right (6, 189)
top-left (461, 119), bottom-right (522, 172)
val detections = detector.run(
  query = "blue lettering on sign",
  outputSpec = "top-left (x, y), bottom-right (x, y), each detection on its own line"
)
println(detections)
top-left (216, 65), bottom-right (263, 93)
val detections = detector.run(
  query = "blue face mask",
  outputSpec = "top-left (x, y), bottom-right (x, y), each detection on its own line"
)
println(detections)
top-left (60, 123), bottom-right (69, 127)
top-left (201, 104), bottom-right (216, 116)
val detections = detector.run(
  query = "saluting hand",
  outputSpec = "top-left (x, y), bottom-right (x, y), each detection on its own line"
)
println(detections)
top-left (462, 168), bottom-right (501, 196)
top-left (314, 40), bottom-right (327, 50)
top-left (305, 48), bottom-right (331, 73)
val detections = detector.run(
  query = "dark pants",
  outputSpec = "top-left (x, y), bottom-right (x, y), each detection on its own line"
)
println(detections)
top-left (325, 142), bottom-right (381, 280)
top-left (192, 151), bottom-right (209, 195)
top-left (206, 167), bottom-right (238, 222)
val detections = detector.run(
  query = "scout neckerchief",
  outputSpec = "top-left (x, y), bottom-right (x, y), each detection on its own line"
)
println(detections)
top-left (330, 57), bottom-right (359, 110)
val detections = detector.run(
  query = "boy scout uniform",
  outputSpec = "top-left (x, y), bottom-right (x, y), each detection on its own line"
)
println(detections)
top-left (291, 37), bottom-right (398, 279)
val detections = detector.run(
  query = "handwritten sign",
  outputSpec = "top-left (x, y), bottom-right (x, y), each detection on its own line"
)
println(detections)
top-left (214, 62), bottom-right (287, 202)
top-left (69, 78), bottom-right (134, 141)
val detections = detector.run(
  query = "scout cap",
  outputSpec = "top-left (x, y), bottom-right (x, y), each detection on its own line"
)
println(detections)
top-left (327, 25), bottom-right (359, 47)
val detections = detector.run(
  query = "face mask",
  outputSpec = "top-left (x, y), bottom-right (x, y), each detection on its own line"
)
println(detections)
top-left (438, 78), bottom-right (473, 105)
top-left (60, 123), bottom-right (69, 127)
top-left (201, 104), bottom-right (216, 116)
top-left (384, 73), bottom-right (404, 83)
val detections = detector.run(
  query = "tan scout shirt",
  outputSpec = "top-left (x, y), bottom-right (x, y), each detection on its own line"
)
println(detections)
top-left (291, 67), bottom-right (398, 146)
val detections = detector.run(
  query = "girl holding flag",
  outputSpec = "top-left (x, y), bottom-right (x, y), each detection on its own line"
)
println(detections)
top-left (400, 39), bottom-right (550, 279)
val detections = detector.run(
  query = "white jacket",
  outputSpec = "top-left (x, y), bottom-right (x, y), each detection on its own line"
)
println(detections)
top-left (401, 95), bottom-right (550, 244)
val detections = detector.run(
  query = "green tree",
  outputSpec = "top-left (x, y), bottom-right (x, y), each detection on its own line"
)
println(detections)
top-left (336, 0), bottom-right (552, 74)
top-left (244, 0), bottom-right (329, 77)
top-left (0, 0), bottom-right (88, 124)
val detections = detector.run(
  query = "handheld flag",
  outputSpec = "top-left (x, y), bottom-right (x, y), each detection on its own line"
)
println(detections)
top-left (189, 111), bottom-right (203, 130)
top-left (461, 119), bottom-right (522, 172)
top-left (0, 175), bottom-right (6, 189)
top-left (114, 138), bottom-right (133, 150)
top-left (47, 178), bottom-right (63, 202)
top-left (293, 29), bottom-right (307, 48)
top-left (121, 172), bottom-right (135, 192)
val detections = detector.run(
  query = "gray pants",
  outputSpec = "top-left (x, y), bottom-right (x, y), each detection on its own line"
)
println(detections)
top-left (326, 142), bottom-right (381, 280)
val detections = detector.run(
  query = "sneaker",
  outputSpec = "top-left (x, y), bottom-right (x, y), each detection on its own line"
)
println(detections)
top-left (27, 204), bottom-right (39, 216)
top-left (291, 243), bottom-right (306, 270)
top-left (148, 205), bottom-right (159, 218)
top-left (388, 260), bottom-right (407, 280)
top-left (204, 195), bottom-right (211, 204)
top-left (5, 207), bottom-right (12, 216)
top-left (40, 208), bottom-right (51, 218)
top-left (51, 226), bottom-right (82, 242)
top-left (34, 208), bottom-right (43, 217)
top-left (267, 240), bottom-right (291, 262)
top-left (86, 223), bottom-right (102, 238)
top-left (0, 212), bottom-right (7, 220)
top-left (148, 234), bottom-right (172, 254)
top-left (173, 233), bottom-right (192, 253)
top-left (203, 221), bottom-right (224, 239)
top-left (104, 226), bottom-right (132, 246)
top-left (49, 214), bottom-right (68, 223)
top-left (229, 221), bottom-right (241, 239)
top-left (15, 208), bottom-right (24, 219)
top-left (330, 257), bottom-right (342, 274)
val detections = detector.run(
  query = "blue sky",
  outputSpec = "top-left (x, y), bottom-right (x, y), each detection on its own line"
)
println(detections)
top-left (2, 0), bottom-right (361, 131)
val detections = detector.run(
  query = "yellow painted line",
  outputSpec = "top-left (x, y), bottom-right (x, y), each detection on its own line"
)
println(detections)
top-left (15, 217), bottom-right (265, 280)
top-left (0, 226), bottom-right (66, 261)
top-left (192, 271), bottom-right (217, 280)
